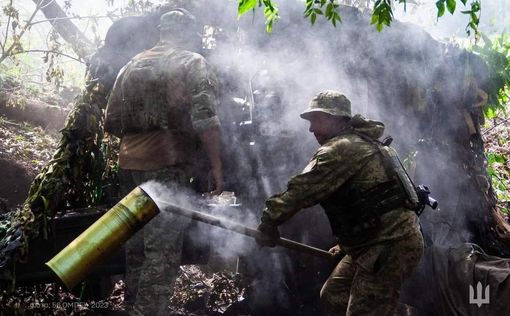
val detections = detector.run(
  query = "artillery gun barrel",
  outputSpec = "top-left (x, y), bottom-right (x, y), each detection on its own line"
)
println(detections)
top-left (46, 187), bottom-right (333, 290)
top-left (158, 200), bottom-right (333, 259)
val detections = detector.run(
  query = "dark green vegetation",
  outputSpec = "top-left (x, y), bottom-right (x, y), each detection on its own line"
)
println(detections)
top-left (238, 0), bottom-right (482, 34)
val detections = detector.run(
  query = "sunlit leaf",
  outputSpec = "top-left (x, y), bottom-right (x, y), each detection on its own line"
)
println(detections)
top-left (436, 0), bottom-right (445, 17)
top-left (238, 0), bottom-right (257, 16)
top-left (446, 0), bottom-right (456, 14)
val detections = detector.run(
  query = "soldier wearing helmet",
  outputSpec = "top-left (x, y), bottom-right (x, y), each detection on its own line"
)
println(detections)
top-left (257, 90), bottom-right (424, 315)
top-left (105, 9), bottom-right (223, 315)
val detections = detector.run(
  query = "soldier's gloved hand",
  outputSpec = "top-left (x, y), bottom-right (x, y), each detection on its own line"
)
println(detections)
top-left (328, 244), bottom-right (345, 261)
top-left (256, 222), bottom-right (280, 248)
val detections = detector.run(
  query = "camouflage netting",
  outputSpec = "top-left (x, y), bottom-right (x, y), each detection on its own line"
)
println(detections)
top-left (0, 75), bottom-right (116, 273)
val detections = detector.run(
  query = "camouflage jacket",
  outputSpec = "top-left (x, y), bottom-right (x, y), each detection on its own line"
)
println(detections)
top-left (262, 115), bottom-right (420, 252)
top-left (105, 41), bottom-right (220, 137)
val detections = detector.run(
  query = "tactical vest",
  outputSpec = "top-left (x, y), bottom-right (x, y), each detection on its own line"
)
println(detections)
top-left (323, 133), bottom-right (419, 246)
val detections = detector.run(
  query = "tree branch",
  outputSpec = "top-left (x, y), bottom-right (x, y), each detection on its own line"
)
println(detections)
top-left (482, 117), bottom-right (510, 135)
top-left (39, 0), bottom-right (56, 10)
top-left (29, 14), bottom-right (119, 26)
top-left (13, 49), bottom-right (84, 63)
top-left (2, 0), bottom-right (13, 53)
top-left (0, 35), bottom-right (5, 52)
top-left (0, 0), bottom-right (43, 64)
top-left (33, 0), bottom-right (95, 61)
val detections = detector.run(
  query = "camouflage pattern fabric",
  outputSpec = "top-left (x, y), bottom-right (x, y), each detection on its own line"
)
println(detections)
top-left (300, 90), bottom-right (352, 119)
top-left (320, 224), bottom-right (423, 316)
top-left (262, 116), bottom-right (386, 228)
top-left (105, 42), bottom-right (220, 137)
top-left (262, 115), bottom-right (424, 314)
top-left (119, 166), bottom-right (191, 316)
top-left (109, 41), bottom-right (221, 315)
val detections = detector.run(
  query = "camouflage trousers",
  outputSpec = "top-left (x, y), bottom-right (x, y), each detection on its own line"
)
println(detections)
top-left (320, 228), bottom-right (424, 316)
top-left (119, 166), bottom-right (191, 316)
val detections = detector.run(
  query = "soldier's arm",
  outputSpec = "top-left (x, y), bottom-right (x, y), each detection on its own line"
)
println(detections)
top-left (104, 67), bottom-right (128, 137)
top-left (199, 127), bottom-right (223, 195)
top-left (262, 143), bottom-right (374, 225)
top-left (186, 55), bottom-right (223, 194)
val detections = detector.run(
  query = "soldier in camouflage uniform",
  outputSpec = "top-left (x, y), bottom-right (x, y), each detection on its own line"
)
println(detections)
top-left (257, 90), bottom-right (424, 315)
top-left (104, 9), bottom-right (223, 316)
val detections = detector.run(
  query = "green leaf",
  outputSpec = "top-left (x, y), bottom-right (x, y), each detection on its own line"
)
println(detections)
top-left (330, 11), bottom-right (341, 26)
top-left (238, 0), bottom-right (257, 16)
top-left (314, 8), bottom-right (323, 15)
top-left (471, 12), bottom-right (479, 24)
top-left (460, 0), bottom-right (467, 4)
top-left (311, 13), bottom-right (317, 25)
top-left (325, 3), bottom-right (333, 17)
top-left (262, 2), bottom-right (279, 32)
top-left (471, 1), bottom-right (480, 12)
top-left (436, 0), bottom-right (445, 17)
top-left (484, 106), bottom-right (496, 119)
top-left (487, 166), bottom-right (495, 177)
top-left (266, 22), bottom-right (273, 32)
top-left (371, 13), bottom-right (379, 25)
top-left (487, 153), bottom-right (495, 164)
top-left (446, 0), bottom-right (456, 14)
top-left (334, 11), bottom-right (341, 23)
top-left (495, 154), bottom-right (506, 163)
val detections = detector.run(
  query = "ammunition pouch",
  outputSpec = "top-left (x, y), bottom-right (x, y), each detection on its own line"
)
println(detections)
top-left (378, 145), bottom-right (420, 210)
top-left (325, 132), bottom-right (428, 246)
top-left (352, 131), bottom-right (420, 211)
top-left (326, 180), bottom-right (408, 246)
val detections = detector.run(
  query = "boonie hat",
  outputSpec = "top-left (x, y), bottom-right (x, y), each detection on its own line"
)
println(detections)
top-left (300, 90), bottom-right (352, 119)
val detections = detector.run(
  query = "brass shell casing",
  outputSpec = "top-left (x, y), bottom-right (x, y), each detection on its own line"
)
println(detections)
top-left (46, 186), bottom-right (159, 289)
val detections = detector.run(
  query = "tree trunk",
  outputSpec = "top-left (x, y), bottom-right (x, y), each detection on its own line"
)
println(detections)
top-left (32, 0), bottom-right (94, 60)
top-left (0, 94), bottom-right (69, 131)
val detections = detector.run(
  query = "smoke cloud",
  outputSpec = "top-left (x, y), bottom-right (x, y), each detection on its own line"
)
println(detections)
top-left (98, 0), bottom-right (507, 313)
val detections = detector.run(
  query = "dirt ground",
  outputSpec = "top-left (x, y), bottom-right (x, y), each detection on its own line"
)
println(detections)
top-left (0, 117), bottom-right (58, 210)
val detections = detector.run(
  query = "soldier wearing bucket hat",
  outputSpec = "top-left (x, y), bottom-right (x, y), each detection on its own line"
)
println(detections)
top-left (299, 90), bottom-right (353, 145)
top-left (300, 90), bottom-right (352, 119)
top-left (105, 9), bottom-right (223, 316)
top-left (257, 90), bottom-right (424, 315)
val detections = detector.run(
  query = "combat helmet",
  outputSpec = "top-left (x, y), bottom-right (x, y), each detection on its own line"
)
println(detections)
top-left (300, 90), bottom-right (351, 120)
